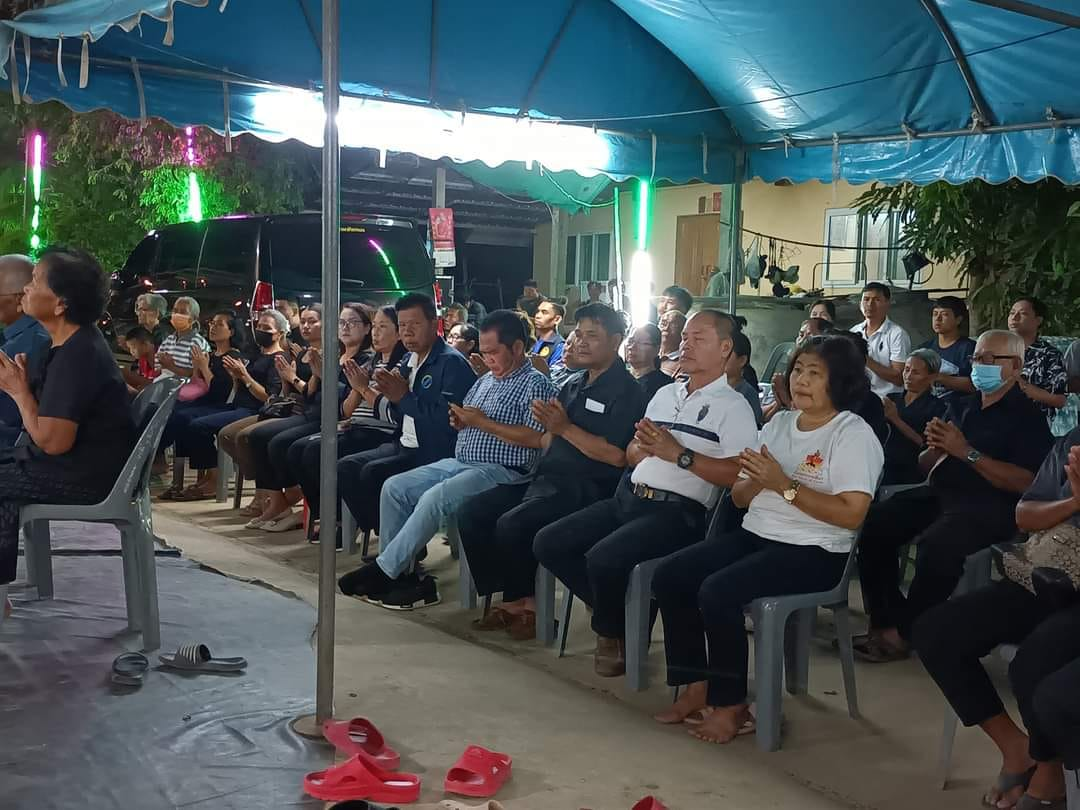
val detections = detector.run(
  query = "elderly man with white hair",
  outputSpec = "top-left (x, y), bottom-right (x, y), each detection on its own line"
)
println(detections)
top-left (0, 254), bottom-right (49, 446)
top-left (854, 329), bottom-right (1055, 663)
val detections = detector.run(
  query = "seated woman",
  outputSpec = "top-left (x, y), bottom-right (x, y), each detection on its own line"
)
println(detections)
top-left (174, 309), bottom-right (286, 500)
top-left (651, 335), bottom-right (883, 742)
top-left (0, 246), bottom-right (136, 592)
top-left (625, 324), bottom-right (672, 401)
top-left (726, 330), bottom-right (763, 427)
top-left (881, 348), bottom-right (947, 485)
top-left (247, 303), bottom-right (373, 531)
top-left (159, 310), bottom-right (251, 499)
top-left (155, 295), bottom-right (210, 380)
top-left (298, 305), bottom-right (406, 542)
top-left (914, 425), bottom-right (1080, 810)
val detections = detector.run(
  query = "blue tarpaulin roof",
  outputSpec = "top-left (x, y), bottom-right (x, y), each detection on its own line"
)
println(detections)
top-left (1, 0), bottom-right (1079, 186)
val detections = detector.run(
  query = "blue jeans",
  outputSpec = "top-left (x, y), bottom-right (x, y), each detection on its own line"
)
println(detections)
top-left (376, 458), bottom-right (526, 579)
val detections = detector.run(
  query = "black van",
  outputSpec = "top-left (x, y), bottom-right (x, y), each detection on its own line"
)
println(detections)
top-left (103, 213), bottom-right (439, 342)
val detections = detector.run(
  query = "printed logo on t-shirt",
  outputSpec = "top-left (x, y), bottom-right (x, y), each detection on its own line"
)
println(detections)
top-left (697, 404), bottom-right (710, 422)
top-left (539, 345), bottom-right (551, 357)
top-left (795, 450), bottom-right (826, 484)
top-left (421, 374), bottom-right (433, 389)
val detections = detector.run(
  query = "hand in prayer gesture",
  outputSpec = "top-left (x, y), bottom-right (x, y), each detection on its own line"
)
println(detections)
top-left (634, 417), bottom-right (683, 463)
top-left (924, 417), bottom-right (970, 460)
top-left (531, 398), bottom-right (570, 436)
top-left (0, 352), bottom-right (30, 399)
top-left (739, 445), bottom-right (789, 494)
top-left (373, 367), bottom-right (409, 403)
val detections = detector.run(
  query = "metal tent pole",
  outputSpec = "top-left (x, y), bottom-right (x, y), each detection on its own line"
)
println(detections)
top-left (728, 151), bottom-right (745, 316)
top-left (292, 0), bottom-right (340, 740)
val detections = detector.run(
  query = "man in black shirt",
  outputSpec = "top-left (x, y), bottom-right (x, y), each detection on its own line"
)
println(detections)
top-left (456, 303), bottom-right (646, 640)
top-left (856, 330), bottom-right (1053, 662)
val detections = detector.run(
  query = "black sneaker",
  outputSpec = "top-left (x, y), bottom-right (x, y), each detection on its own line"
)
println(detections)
top-left (337, 562), bottom-right (394, 598)
top-left (371, 575), bottom-right (440, 611)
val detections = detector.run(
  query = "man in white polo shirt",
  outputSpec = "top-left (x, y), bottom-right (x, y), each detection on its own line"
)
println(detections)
top-left (850, 282), bottom-right (910, 397)
top-left (534, 310), bottom-right (759, 677)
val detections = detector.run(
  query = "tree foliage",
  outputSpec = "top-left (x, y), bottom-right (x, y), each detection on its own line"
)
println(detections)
top-left (0, 100), bottom-right (311, 271)
top-left (853, 179), bottom-right (1080, 333)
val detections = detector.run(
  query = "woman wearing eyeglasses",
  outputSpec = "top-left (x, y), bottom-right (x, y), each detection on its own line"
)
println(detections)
top-left (244, 303), bottom-right (374, 532)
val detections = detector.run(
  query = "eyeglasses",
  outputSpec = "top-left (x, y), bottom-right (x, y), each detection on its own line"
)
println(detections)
top-left (972, 353), bottom-right (1020, 364)
top-left (339, 319), bottom-right (366, 330)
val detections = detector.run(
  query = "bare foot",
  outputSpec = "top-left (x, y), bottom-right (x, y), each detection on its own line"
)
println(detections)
top-left (654, 682), bottom-right (707, 725)
top-left (689, 704), bottom-right (754, 744)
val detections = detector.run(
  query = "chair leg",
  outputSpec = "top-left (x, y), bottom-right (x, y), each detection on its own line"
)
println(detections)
top-left (360, 530), bottom-right (373, 561)
top-left (784, 608), bottom-right (813, 697)
top-left (136, 525), bottom-right (161, 652)
top-left (232, 471), bottom-right (245, 511)
top-left (625, 564), bottom-right (653, 692)
top-left (753, 600), bottom-right (789, 752)
top-left (341, 501), bottom-right (357, 556)
top-left (482, 594), bottom-right (492, 616)
top-left (216, 445), bottom-right (232, 503)
top-left (0, 582), bottom-right (8, 627)
top-left (939, 702), bottom-right (960, 789)
top-left (833, 605), bottom-right (861, 720)
top-left (558, 589), bottom-right (574, 658)
top-left (458, 541), bottom-right (477, 610)
top-left (446, 520), bottom-right (461, 561)
top-left (171, 456), bottom-right (185, 490)
top-left (118, 525), bottom-right (144, 632)
top-left (535, 566), bottom-right (556, 647)
top-left (26, 520), bottom-right (53, 599)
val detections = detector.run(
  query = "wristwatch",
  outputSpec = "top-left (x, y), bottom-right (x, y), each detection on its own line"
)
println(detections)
top-left (782, 479), bottom-right (801, 503)
top-left (676, 448), bottom-right (696, 470)
top-left (966, 448), bottom-right (983, 464)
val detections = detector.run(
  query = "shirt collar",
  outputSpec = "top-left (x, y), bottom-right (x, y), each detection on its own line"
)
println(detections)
top-left (535, 332), bottom-right (564, 347)
top-left (491, 360), bottom-right (534, 384)
top-left (663, 349), bottom-right (681, 360)
top-left (2, 314), bottom-right (35, 339)
top-left (679, 374), bottom-right (731, 399)
top-left (856, 317), bottom-right (893, 335)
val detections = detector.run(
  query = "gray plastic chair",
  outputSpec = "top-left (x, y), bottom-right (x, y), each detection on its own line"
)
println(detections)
top-left (1068, 770), bottom-right (1079, 810)
top-left (19, 376), bottom-right (183, 651)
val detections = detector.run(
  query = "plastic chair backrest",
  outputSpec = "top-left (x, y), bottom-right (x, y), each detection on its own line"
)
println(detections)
top-left (837, 471), bottom-right (887, 584)
top-left (109, 376), bottom-right (184, 505)
top-left (131, 376), bottom-right (182, 430)
top-left (762, 342), bottom-right (796, 382)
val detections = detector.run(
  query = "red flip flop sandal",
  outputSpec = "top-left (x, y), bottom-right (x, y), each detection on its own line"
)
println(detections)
top-left (632, 797), bottom-right (669, 810)
top-left (303, 754), bottom-right (420, 804)
top-left (444, 745), bottom-right (512, 798)
top-left (323, 717), bottom-right (401, 771)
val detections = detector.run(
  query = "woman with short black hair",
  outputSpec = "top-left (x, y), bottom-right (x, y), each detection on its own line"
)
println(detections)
top-left (652, 335), bottom-right (883, 742)
top-left (0, 246), bottom-right (136, 590)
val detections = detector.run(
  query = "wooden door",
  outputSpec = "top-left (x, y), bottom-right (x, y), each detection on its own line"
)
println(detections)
top-left (675, 214), bottom-right (721, 296)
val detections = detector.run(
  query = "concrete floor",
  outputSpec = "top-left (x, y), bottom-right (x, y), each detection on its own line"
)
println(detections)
top-left (153, 486), bottom-right (1013, 810)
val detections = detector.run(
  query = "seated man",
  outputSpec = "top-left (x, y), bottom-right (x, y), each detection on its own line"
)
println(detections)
top-left (336, 293), bottom-right (476, 547)
top-left (0, 254), bottom-right (49, 446)
top-left (457, 304), bottom-right (646, 639)
top-left (534, 310), bottom-right (759, 677)
top-left (856, 329), bottom-right (1054, 662)
top-left (338, 309), bottom-right (556, 610)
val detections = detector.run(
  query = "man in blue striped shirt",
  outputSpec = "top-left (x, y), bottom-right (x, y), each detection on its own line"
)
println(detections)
top-left (339, 310), bottom-right (557, 609)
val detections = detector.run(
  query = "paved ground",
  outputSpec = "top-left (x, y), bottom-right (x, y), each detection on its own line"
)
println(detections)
top-left (152, 483), bottom-right (1012, 810)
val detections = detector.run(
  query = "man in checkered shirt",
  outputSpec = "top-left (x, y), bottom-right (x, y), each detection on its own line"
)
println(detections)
top-left (340, 309), bottom-right (557, 610)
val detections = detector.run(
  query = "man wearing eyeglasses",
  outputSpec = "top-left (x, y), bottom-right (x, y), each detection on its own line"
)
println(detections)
top-left (855, 329), bottom-right (1054, 663)
top-left (0, 255), bottom-right (49, 446)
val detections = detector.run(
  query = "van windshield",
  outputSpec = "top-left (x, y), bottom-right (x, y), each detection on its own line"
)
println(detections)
top-left (267, 221), bottom-right (432, 295)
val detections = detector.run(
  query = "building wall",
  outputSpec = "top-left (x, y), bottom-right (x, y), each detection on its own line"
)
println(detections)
top-left (533, 179), bottom-right (966, 301)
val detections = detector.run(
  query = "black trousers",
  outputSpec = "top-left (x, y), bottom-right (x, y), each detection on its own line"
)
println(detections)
top-left (339, 443), bottom-right (421, 532)
top-left (297, 428), bottom-right (395, 520)
top-left (857, 488), bottom-right (1016, 638)
top-left (457, 477), bottom-right (602, 601)
top-left (0, 459), bottom-right (107, 584)
top-left (653, 527), bottom-right (847, 707)
top-left (914, 580), bottom-right (1080, 765)
top-left (246, 414), bottom-right (317, 490)
top-left (533, 482), bottom-right (706, 639)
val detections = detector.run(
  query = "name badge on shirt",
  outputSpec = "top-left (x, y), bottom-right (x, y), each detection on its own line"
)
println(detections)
top-left (584, 398), bottom-right (606, 414)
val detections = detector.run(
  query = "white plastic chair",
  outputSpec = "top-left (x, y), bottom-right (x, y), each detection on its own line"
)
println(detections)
top-left (19, 376), bottom-right (183, 651)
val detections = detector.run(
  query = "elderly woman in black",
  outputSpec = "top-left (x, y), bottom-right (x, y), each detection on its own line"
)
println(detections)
top-left (0, 246), bottom-right (135, 590)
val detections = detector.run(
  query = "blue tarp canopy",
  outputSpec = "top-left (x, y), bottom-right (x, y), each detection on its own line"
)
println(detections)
top-left (2, 0), bottom-right (1080, 186)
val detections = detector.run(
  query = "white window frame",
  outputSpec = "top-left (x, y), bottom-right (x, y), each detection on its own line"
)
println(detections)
top-left (822, 208), bottom-right (906, 288)
top-left (565, 232), bottom-right (613, 290)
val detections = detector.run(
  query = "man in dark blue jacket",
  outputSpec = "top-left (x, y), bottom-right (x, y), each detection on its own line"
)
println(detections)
top-left (337, 293), bottom-right (476, 538)
top-left (0, 255), bottom-right (49, 447)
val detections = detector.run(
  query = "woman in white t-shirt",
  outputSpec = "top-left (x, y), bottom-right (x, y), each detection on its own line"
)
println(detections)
top-left (652, 334), bottom-right (883, 743)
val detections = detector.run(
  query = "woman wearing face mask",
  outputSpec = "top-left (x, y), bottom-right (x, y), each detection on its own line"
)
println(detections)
top-left (245, 303), bottom-right (375, 532)
top-left (155, 297), bottom-right (210, 381)
top-left (298, 305), bottom-right (407, 543)
top-left (170, 309), bottom-right (287, 501)
top-left (159, 310), bottom-right (252, 500)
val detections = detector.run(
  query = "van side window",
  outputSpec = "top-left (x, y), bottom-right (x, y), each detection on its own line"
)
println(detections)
top-left (200, 221), bottom-right (260, 285)
top-left (156, 223), bottom-right (205, 291)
